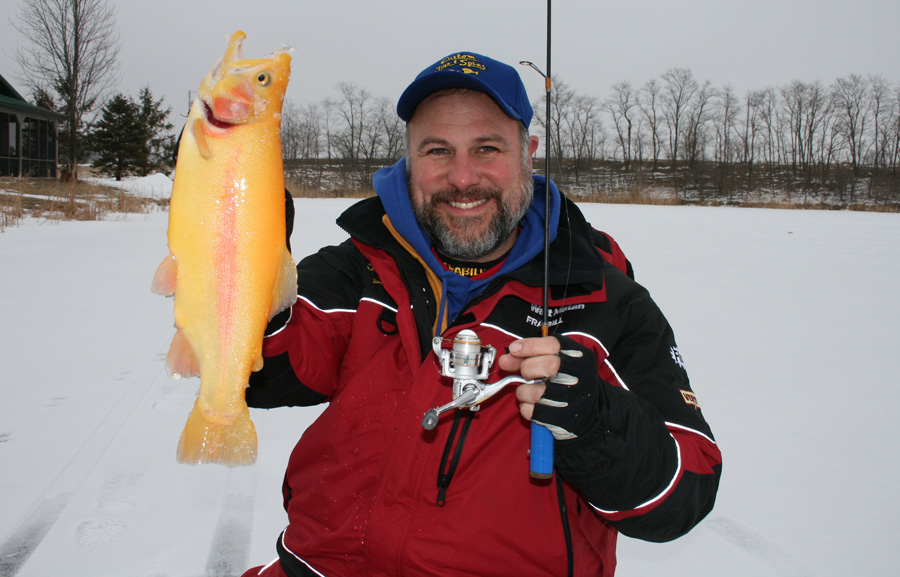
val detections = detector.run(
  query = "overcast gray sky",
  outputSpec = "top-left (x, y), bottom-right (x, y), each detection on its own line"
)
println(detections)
top-left (3, 0), bottom-right (899, 121)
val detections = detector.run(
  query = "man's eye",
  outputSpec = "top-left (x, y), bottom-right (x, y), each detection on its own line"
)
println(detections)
top-left (426, 147), bottom-right (449, 155)
top-left (478, 146), bottom-right (500, 154)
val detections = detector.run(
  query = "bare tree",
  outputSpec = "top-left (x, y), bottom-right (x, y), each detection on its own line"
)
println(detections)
top-left (605, 81), bottom-right (637, 168)
top-left (301, 102), bottom-right (325, 159)
top-left (281, 100), bottom-right (303, 161)
top-left (714, 85), bottom-right (739, 165)
top-left (373, 96), bottom-right (404, 161)
top-left (661, 68), bottom-right (699, 168)
top-left (804, 82), bottom-right (829, 172)
top-left (710, 84), bottom-right (740, 200)
top-left (889, 85), bottom-right (900, 172)
top-left (832, 74), bottom-right (870, 175)
top-left (564, 94), bottom-right (603, 183)
top-left (548, 77), bottom-right (575, 175)
top-left (637, 78), bottom-right (663, 169)
top-left (779, 80), bottom-right (807, 170)
top-left (738, 89), bottom-right (766, 184)
top-left (683, 79), bottom-right (714, 165)
top-left (869, 75), bottom-right (892, 172)
top-left (330, 82), bottom-right (372, 162)
top-left (12, 0), bottom-right (121, 179)
top-left (756, 87), bottom-right (782, 169)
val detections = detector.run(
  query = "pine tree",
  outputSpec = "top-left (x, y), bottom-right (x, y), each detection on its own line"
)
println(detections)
top-left (89, 93), bottom-right (142, 181)
top-left (135, 86), bottom-right (174, 175)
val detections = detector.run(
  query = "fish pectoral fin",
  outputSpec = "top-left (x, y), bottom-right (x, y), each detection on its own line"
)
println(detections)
top-left (193, 118), bottom-right (212, 158)
top-left (269, 247), bottom-right (298, 319)
top-left (166, 329), bottom-right (200, 380)
top-left (151, 253), bottom-right (177, 297)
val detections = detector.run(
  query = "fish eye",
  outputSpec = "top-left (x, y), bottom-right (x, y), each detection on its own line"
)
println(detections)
top-left (256, 72), bottom-right (271, 86)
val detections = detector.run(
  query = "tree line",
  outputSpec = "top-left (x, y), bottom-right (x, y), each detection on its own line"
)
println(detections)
top-left (11, 0), bottom-right (900, 206)
top-left (585, 70), bottom-right (900, 180)
top-left (281, 69), bottom-right (900, 207)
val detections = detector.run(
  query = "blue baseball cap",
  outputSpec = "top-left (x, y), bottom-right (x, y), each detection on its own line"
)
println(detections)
top-left (397, 52), bottom-right (533, 128)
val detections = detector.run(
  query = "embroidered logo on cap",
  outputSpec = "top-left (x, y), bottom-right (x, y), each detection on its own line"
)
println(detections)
top-left (435, 53), bottom-right (487, 75)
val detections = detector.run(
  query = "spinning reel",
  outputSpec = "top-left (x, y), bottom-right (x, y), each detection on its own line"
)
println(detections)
top-left (422, 328), bottom-right (554, 478)
top-left (422, 329), bottom-right (535, 431)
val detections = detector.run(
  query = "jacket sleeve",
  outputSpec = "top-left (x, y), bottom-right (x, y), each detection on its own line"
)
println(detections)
top-left (246, 239), bottom-right (368, 408)
top-left (554, 276), bottom-right (721, 542)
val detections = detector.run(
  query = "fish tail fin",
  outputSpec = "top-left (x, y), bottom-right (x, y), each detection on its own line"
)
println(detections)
top-left (269, 247), bottom-right (297, 319)
top-left (176, 402), bottom-right (257, 466)
top-left (166, 329), bottom-right (200, 380)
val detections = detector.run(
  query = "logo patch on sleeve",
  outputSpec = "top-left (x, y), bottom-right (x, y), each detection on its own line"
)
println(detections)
top-left (680, 390), bottom-right (700, 408)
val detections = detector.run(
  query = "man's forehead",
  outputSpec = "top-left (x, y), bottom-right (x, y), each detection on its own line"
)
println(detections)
top-left (410, 88), bottom-right (513, 124)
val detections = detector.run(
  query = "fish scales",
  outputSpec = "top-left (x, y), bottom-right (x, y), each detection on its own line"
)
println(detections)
top-left (152, 31), bottom-right (296, 466)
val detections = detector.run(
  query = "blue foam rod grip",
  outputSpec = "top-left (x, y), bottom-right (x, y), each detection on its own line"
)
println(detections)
top-left (530, 421), bottom-right (554, 478)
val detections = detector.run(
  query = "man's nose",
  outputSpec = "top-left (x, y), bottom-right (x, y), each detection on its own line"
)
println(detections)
top-left (446, 153), bottom-right (480, 191)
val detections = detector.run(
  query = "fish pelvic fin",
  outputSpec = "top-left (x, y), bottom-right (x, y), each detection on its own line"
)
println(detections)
top-left (269, 247), bottom-right (298, 319)
top-left (166, 329), bottom-right (200, 380)
top-left (177, 401), bottom-right (257, 466)
top-left (151, 253), bottom-right (177, 296)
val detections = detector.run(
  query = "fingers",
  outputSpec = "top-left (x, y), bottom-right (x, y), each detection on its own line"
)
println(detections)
top-left (517, 380), bottom-right (562, 421)
top-left (497, 337), bottom-right (561, 380)
top-left (508, 337), bottom-right (561, 358)
top-left (500, 337), bottom-right (561, 421)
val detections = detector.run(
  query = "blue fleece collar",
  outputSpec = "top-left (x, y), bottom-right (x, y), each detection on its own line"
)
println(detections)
top-left (372, 157), bottom-right (560, 333)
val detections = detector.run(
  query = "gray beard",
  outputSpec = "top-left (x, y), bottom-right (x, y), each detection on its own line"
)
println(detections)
top-left (412, 179), bottom-right (534, 261)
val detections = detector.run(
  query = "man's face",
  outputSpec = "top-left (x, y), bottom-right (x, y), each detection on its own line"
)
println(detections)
top-left (407, 90), bottom-right (539, 262)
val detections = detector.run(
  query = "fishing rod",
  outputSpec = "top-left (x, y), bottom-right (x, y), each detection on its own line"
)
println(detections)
top-left (520, 0), bottom-right (555, 480)
top-left (422, 0), bottom-right (556, 480)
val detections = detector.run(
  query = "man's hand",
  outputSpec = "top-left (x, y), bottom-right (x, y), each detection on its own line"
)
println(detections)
top-left (498, 335), bottom-right (602, 441)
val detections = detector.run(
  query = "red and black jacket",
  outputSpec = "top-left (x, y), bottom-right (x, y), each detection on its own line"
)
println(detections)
top-left (247, 194), bottom-right (721, 577)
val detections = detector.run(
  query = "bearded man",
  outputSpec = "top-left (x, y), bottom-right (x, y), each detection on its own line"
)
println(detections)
top-left (242, 52), bottom-right (721, 577)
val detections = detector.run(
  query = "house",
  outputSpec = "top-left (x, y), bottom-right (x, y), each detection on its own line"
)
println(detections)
top-left (1, 72), bottom-right (65, 178)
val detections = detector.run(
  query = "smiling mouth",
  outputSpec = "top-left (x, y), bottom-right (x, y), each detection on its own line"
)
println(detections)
top-left (447, 198), bottom-right (489, 210)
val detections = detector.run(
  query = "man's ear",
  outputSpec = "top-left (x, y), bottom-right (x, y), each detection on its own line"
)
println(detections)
top-left (528, 135), bottom-right (540, 169)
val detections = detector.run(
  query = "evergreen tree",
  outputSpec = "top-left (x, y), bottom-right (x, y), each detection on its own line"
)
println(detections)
top-left (89, 93), bottom-right (142, 181)
top-left (135, 86), bottom-right (174, 175)
top-left (32, 87), bottom-right (74, 177)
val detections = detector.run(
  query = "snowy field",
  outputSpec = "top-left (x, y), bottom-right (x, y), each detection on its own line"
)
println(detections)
top-left (1, 175), bottom-right (899, 576)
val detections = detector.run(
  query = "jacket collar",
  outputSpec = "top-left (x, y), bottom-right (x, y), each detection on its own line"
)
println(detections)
top-left (337, 162), bottom-right (607, 329)
top-left (366, 157), bottom-right (563, 329)
top-left (371, 157), bottom-right (560, 278)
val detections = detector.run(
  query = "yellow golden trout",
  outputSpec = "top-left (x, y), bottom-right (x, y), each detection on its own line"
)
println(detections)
top-left (151, 31), bottom-right (296, 466)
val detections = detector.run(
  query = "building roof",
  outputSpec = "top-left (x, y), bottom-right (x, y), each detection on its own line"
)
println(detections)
top-left (0, 72), bottom-right (66, 121)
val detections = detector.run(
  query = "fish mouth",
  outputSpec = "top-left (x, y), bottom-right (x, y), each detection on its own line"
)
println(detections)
top-left (202, 100), bottom-right (238, 130)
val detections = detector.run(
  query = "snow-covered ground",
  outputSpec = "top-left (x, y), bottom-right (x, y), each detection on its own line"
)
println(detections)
top-left (1, 175), bottom-right (898, 576)
top-left (82, 173), bottom-right (176, 200)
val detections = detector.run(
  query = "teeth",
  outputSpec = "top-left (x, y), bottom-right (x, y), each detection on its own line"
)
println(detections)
top-left (448, 198), bottom-right (488, 210)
